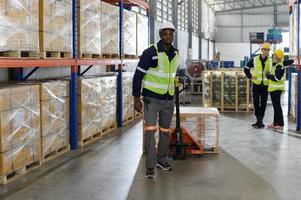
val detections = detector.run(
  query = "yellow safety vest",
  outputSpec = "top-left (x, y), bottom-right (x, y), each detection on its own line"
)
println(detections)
top-left (251, 55), bottom-right (271, 86)
top-left (142, 44), bottom-right (179, 95)
top-left (268, 63), bottom-right (285, 92)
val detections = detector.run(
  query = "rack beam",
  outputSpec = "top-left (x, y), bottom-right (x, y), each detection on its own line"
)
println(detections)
top-left (0, 59), bottom-right (75, 68)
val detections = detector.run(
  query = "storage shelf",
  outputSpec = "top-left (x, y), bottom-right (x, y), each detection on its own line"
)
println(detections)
top-left (0, 58), bottom-right (75, 68)
top-left (102, 0), bottom-right (149, 10)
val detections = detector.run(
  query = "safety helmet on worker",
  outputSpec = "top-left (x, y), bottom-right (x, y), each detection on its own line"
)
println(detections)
top-left (159, 22), bottom-right (176, 32)
top-left (261, 42), bottom-right (271, 50)
top-left (274, 49), bottom-right (284, 60)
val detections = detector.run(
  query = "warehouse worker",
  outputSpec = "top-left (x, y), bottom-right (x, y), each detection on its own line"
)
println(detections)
top-left (266, 49), bottom-right (285, 130)
top-left (132, 22), bottom-right (179, 179)
top-left (244, 43), bottom-right (294, 128)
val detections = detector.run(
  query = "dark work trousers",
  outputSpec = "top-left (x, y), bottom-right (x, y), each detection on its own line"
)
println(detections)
top-left (270, 90), bottom-right (284, 126)
top-left (143, 97), bottom-right (174, 169)
top-left (252, 83), bottom-right (269, 118)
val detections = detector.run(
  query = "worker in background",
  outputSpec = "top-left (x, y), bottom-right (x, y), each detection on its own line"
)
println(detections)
top-left (244, 43), bottom-right (294, 128)
top-left (132, 22), bottom-right (179, 179)
top-left (266, 49), bottom-right (286, 130)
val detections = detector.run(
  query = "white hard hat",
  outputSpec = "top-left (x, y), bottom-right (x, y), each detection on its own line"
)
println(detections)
top-left (159, 22), bottom-right (176, 32)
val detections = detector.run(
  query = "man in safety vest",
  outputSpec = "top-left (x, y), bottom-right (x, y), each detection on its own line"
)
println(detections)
top-left (132, 22), bottom-right (179, 179)
top-left (244, 43), bottom-right (293, 128)
top-left (266, 49), bottom-right (286, 130)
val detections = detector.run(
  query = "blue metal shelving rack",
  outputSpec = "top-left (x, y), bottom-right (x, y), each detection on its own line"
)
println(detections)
top-left (0, 0), bottom-right (150, 150)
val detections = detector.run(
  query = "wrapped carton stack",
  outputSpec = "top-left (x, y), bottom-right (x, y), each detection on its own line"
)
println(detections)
top-left (122, 73), bottom-right (134, 125)
top-left (0, 0), bottom-right (39, 57)
top-left (0, 84), bottom-right (41, 184)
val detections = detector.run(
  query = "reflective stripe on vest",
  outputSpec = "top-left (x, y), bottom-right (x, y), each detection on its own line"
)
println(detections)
top-left (251, 55), bottom-right (271, 86)
top-left (268, 63), bottom-right (285, 92)
top-left (142, 44), bottom-right (179, 95)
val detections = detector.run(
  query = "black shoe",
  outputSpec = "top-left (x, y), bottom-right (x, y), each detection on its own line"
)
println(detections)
top-left (252, 122), bottom-right (260, 127)
top-left (156, 162), bottom-right (172, 171)
top-left (145, 168), bottom-right (155, 179)
top-left (256, 123), bottom-right (265, 128)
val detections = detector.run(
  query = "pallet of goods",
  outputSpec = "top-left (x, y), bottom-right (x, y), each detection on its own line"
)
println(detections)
top-left (0, 0), bottom-right (39, 58)
top-left (122, 73), bottom-right (135, 125)
top-left (40, 80), bottom-right (70, 163)
top-left (124, 10), bottom-right (137, 59)
top-left (170, 107), bottom-right (219, 154)
top-left (39, 0), bottom-right (72, 58)
top-left (78, 0), bottom-right (102, 59)
top-left (289, 73), bottom-right (298, 121)
top-left (137, 14), bottom-right (149, 57)
top-left (78, 75), bottom-right (117, 147)
top-left (0, 84), bottom-right (41, 184)
top-left (101, 2), bottom-right (119, 58)
top-left (202, 69), bottom-right (253, 112)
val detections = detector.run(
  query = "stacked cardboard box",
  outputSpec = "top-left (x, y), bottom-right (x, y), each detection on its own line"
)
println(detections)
top-left (0, 84), bottom-right (41, 176)
top-left (122, 73), bottom-right (134, 123)
top-left (101, 2), bottom-right (118, 56)
top-left (40, 0), bottom-right (72, 55)
top-left (137, 14), bottom-right (149, 57)
top-left (78, 76), bottom-right (117, 143)
top-left (0, 0), bottom-right (39, 53)
top-left (40, 81), bottom-right (70, 161)
top-left (124, 10), bottom-right (137, 56)
top-left (170, 107), bottom-right (219, 153)
top-left (79, 0), bottom-right (101, 58)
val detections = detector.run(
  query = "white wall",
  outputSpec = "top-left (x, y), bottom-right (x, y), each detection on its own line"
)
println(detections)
top-left (0, 69), bottom-right (8, 81)
top-left (209, 41), bottom-right (214, 60)
top-left (177, 30), bottom-right (189, 69)
top-left (215, 43), bottom-right (250, 66)
top-left (202, 39), bottom-right (208, 60)
top-left (192, 36), bottom-right (199, 59)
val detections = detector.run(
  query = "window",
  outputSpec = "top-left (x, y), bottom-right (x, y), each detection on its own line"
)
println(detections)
top-left (192, 0), bottom-right (199, 36)
top-left (177, 0), bottom-right (188, 31)
top-left (156, 0), bottom-right (173, 22)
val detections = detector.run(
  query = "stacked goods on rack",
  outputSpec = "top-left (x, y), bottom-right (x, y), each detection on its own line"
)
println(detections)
top-left (0, 0), bottom-right (39, 58)
top-left (289, 5), bottom-right (298, 56)
top-left (223, 71), bottom-right (236, 107)
top-left (124, 9), bottom-right (137, 58)
top-left (170, 107), bottom-right (219, 153)
top-left (0, 84), bottom-right (41, 184)
top-left (202, 69), bottom-right (252, 112)
top-left (122, 73), bottom-right (134, 125)
top-left (78, 0), bottom-right (101, 59)
top-left (78, 75), bottom-right (117, 146)
top-left (40, 80), bottom-right (70, 162)
top-left (39, 0), bottom-right (72, 58)
top-left (289, 73), bottom-right (298, 121)
top-left (101, 2), bottom-right (119, 58)
top-left (137, 14), bottom-right (149, 57)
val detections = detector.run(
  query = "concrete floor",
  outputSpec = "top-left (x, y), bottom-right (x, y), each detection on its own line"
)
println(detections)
top-left (0, 100), bottom-right (301, 200)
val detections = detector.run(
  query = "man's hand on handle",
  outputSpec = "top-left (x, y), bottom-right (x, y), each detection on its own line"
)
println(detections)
top-left (134, 96), bottom-right (143, 112)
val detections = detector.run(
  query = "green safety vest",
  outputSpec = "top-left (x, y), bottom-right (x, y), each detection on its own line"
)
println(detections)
top-left (268, 63), bottom-right (285, 92)
top-left (142, 44), bottom-right (179, 95)
top-left (251, 55), bottom-right (271, 86)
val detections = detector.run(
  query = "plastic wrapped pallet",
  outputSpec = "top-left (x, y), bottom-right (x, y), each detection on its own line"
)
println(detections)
top-left (0, 84), bottom-right (41, 176)
top-left (40, 80), bottom-right (70, 161)
top-left (223, 71), bottom-right (236, 107)
top-left (122, 73), bottom-right (134, 122)
top-left (202, 71), bottom-right (211, 107)
top-left (137, 14), bottom-right (149, 56)
top-left (0, 0), bottom-right (39, 56)
top-left (211, 72), bottom-right (222, 107)
top-left (78, 76), bottom-right (117, 143)
top-left (101, 2), bottom-right (118, 57)
top-left (79, 0), bottom-right (101, 58)
top-left (40, 0), bottom-right (72, 57)
top-left (124, 10), bottom-right (137, 57)
top-left (290, 73), bottom-right (298, 121)
top-left (170, 107), bottom-right (219, 153)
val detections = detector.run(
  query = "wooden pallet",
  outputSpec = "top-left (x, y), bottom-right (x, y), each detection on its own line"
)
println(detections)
top-left (101, 122), bottom-right (117, 136)
top-left (123, 115), bottom-right (134, 125)
top-left (78, 131), bottom-right (102, 147)
top-left (40, 51), bottom-right (72, 59)
top-left (134, 111), bottom-right (143, 119)
top-left (0, 159), bottom-right (41, 185)
top-left (124, 54), bottom-right (138, 59)
top-left (42, 145), bottom-right (71, 163)
top-left (0, 50), bottom-right (39, 58)
top-left (203, 147), bottom-right (219, 154)
top-left (102, 53), bottom-right (119, 59)
top-left (80, 53), bottom-right (102, 59)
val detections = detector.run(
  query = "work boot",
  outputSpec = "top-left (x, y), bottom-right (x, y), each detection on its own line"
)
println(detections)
top-left (252, 116), bottom-right (260, 127)
top-left (256, 116), bottom-right (265, 128)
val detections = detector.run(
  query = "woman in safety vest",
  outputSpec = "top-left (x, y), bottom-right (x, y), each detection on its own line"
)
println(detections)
top-left (266, 49), bottom-right (286, 130)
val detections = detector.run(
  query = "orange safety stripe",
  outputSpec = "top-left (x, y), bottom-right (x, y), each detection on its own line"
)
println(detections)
top-left (144, 126), bottom-right (157, 131)
top-left (159, 127), bottom-right (171, 132)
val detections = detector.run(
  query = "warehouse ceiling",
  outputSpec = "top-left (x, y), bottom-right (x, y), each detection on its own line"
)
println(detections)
top-left (207, 0), bottom-right (288, 12)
